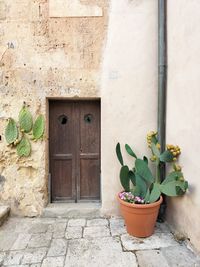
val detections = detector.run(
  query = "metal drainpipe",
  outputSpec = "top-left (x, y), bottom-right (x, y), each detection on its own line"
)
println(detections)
top-left (157, 0), bottom-right (167, 222)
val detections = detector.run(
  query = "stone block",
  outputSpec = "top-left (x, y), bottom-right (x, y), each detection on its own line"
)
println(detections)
top-left (21, 248), bottom-right (47, 264)
top-left (68, 219), bottom-right (86, 227)
top-left (3, 250), bottom-right (23, 265)
top-left (47, 238), bottom-right (67, 256)
top-left (161, 245), bottom-right (200, 267)
top-left (0, 252), bottom-right (6, 265)
top-left (87, 218), bottom-right (108, 227)
top-left (41, 256), bottom-right (65, 267)
top-left (49, 0), bottom-right (103, 18)
top-left (121, 232), bottom-right (178, 251)
top-left (65, 237), bottom-right (137, 267)
top-left (65, 226), bottom-right (83, 239)
top-left (48, 222), bottom-right (67, 238)
top-left (136, 250), bottom-right (170, 267)
top-left (11, 233), bottom-right (32, 250)
top-left (83, 226), bottom-right (110, 238)
top-left (0, 1), bottom-right (6, 20)
top-left (30, 264), bottom-right (41, 267)
top-left (28, 223), bottom-right (49, 234)
top-left (30, 2), bottom-right (40, 22)
top-left (28, 233), bottom-right (52, 248)
top-left (109, 218), bottom-right (126, 236)
top-left (0, 232), bottom-right (18, 251)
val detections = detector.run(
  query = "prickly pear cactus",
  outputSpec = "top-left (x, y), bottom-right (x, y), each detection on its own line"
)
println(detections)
top-left (33, 115), bottom-right (44, 140)
top-left (19, 106), bottom-right (33, 133)
top-left (5, 105), bottom-right (45, 158)
top-left (16, 137), bottom-right (31, 157)
top-left (5, 118), bottom-right (18, 144)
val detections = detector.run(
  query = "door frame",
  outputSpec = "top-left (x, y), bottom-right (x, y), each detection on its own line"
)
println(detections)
top-left (47, 98), bottom-right (101, 204)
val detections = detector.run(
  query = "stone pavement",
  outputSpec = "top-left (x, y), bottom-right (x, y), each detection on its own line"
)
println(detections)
top-left (0, 217), bottom-right (199, 267)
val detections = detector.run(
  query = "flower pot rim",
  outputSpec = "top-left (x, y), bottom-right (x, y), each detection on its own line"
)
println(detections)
top-left (117, 192), bottom-right (163, 209)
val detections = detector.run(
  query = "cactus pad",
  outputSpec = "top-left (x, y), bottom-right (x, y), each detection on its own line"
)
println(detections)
top-left (16, 137), bottom-right (31, 157)
top-left (19, 107), bottom-right (33, 133)
top-left (33, 115), bottom-right (45, 140)
top-left (5, 118), bottom-right (18, 144)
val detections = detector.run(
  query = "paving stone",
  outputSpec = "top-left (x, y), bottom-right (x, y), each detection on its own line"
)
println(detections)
top-left (48, 222), bottom-right (67, 238)
top-left (65, 226), bottom-right (82, 239)
top-left (3, 251), bottom-right (23, 265)
top-left (2, 265), bottom-right (29, 267)
top-left (11, 234), bottom-right (32, 250)
top-left (0, 218), bottom-right (32, 234)
top-left (28, 223), bottom-right (49, 234)
top-left (47, 238), bottom-right (67, 256)
top-left (136, 250), bottom-right (170, 267)
top-left (109, 218), bottom-right (126, 236)
top-left (65, 237), bottom-right (137, 267)
top-left (0, 252), bottom-right (6, 264)
top-left (0, 232), bottom-right (19, 251)
top-left (41, 256), bottom-right (65, 267)
top-left (28, 233), bottom-right (52, 248)
top-left (87, 218), bottom-right (108, 226)
top-left (161, 245), bottom-right (200, 267)
top-left (21, 248), bottom-right (47, 264)
top-left (83, 226), bottom-right (110, 238)
top-left (121, 232), bottom-right (178, 251)
top-left (68, 219), bottom-right (86, 227)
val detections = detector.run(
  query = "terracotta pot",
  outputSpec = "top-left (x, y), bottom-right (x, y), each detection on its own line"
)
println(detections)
top-left (118, 194), bottom-right (163, 238)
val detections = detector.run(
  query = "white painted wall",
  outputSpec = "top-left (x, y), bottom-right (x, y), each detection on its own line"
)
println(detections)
top-left (101, 0), bottom-right (158, 215)
top-left (166, 0), bottom-right (200, 251)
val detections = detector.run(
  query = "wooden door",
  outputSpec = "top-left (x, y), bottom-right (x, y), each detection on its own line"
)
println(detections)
top-left (49, 100), bottom-right (100, 202)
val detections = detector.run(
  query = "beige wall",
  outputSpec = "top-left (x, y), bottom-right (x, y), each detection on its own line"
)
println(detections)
top-left (101, 0), bottom-right (158, 215)
top-left (0, 0), bottom-right (108, 216)
top-left (166, 0), bottom-right (200, 252)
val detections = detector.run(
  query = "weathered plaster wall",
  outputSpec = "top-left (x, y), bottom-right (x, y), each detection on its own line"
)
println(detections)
top-left (101, 0), bottom-right (158, 216)
top-left (166, 0), bottom-right (200, 252)
top-left (0, 0), bottom-right (109, 216)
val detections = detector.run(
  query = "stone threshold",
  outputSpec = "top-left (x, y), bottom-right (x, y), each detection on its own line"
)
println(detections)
top-left (42, 202), bottom-right (101, 218)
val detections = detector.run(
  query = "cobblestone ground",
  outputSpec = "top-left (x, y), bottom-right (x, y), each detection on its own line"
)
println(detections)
top-left (0, 217), bottom-right (199, 267)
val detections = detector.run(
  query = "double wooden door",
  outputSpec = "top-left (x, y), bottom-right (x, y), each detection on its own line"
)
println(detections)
top-left (49, 100), bottom-right (100, 202)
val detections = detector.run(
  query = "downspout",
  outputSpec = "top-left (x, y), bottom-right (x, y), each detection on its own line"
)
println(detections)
top-left (157, 0), bottom-right (167, 222)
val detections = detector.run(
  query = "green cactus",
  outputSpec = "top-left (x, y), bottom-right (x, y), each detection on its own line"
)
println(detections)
top-left (16, 137), bottom-right (31, 157)
top-left (33, 115), bottom-right (45, 140)
top-left (116, 143), bottom-right (124, 166)
top-left (125, 144), bottom-right (137, 159)
top-left (116, 132), bottom-right (188, 203)
top-left (5, 118), bottom-right (18, 144)
top-left (19, 106), bottom-right (33, 133)
top-left (5, 105), bottom-right (45, 158)
top-left (120, 165), bottom-right (130, 192)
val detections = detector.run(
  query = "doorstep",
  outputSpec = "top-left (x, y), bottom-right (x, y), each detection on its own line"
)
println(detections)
top-left (42, 202), bottom-right (101, 218)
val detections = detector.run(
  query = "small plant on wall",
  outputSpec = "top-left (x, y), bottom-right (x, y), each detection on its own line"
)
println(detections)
top-left (5, 103), bottom-right (45, 157)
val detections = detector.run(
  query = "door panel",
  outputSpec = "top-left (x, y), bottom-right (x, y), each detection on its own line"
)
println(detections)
top-left (80, 159), bottom-right (100, 200)
top-left (49, 100), bottom-right (100, 202)
top-left (49, 101), bottom-right (75, 201)
top-left (51, 159), bottom-right (73, 200)
top-left (78, 102), bottom-right (100, 200)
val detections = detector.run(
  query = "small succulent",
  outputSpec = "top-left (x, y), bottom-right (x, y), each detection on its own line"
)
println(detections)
top-left (116, 131), bottom-right (188, 204)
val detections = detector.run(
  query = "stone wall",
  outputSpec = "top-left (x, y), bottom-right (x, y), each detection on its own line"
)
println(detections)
top-left (0, 0), bottom-right (109, 216)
